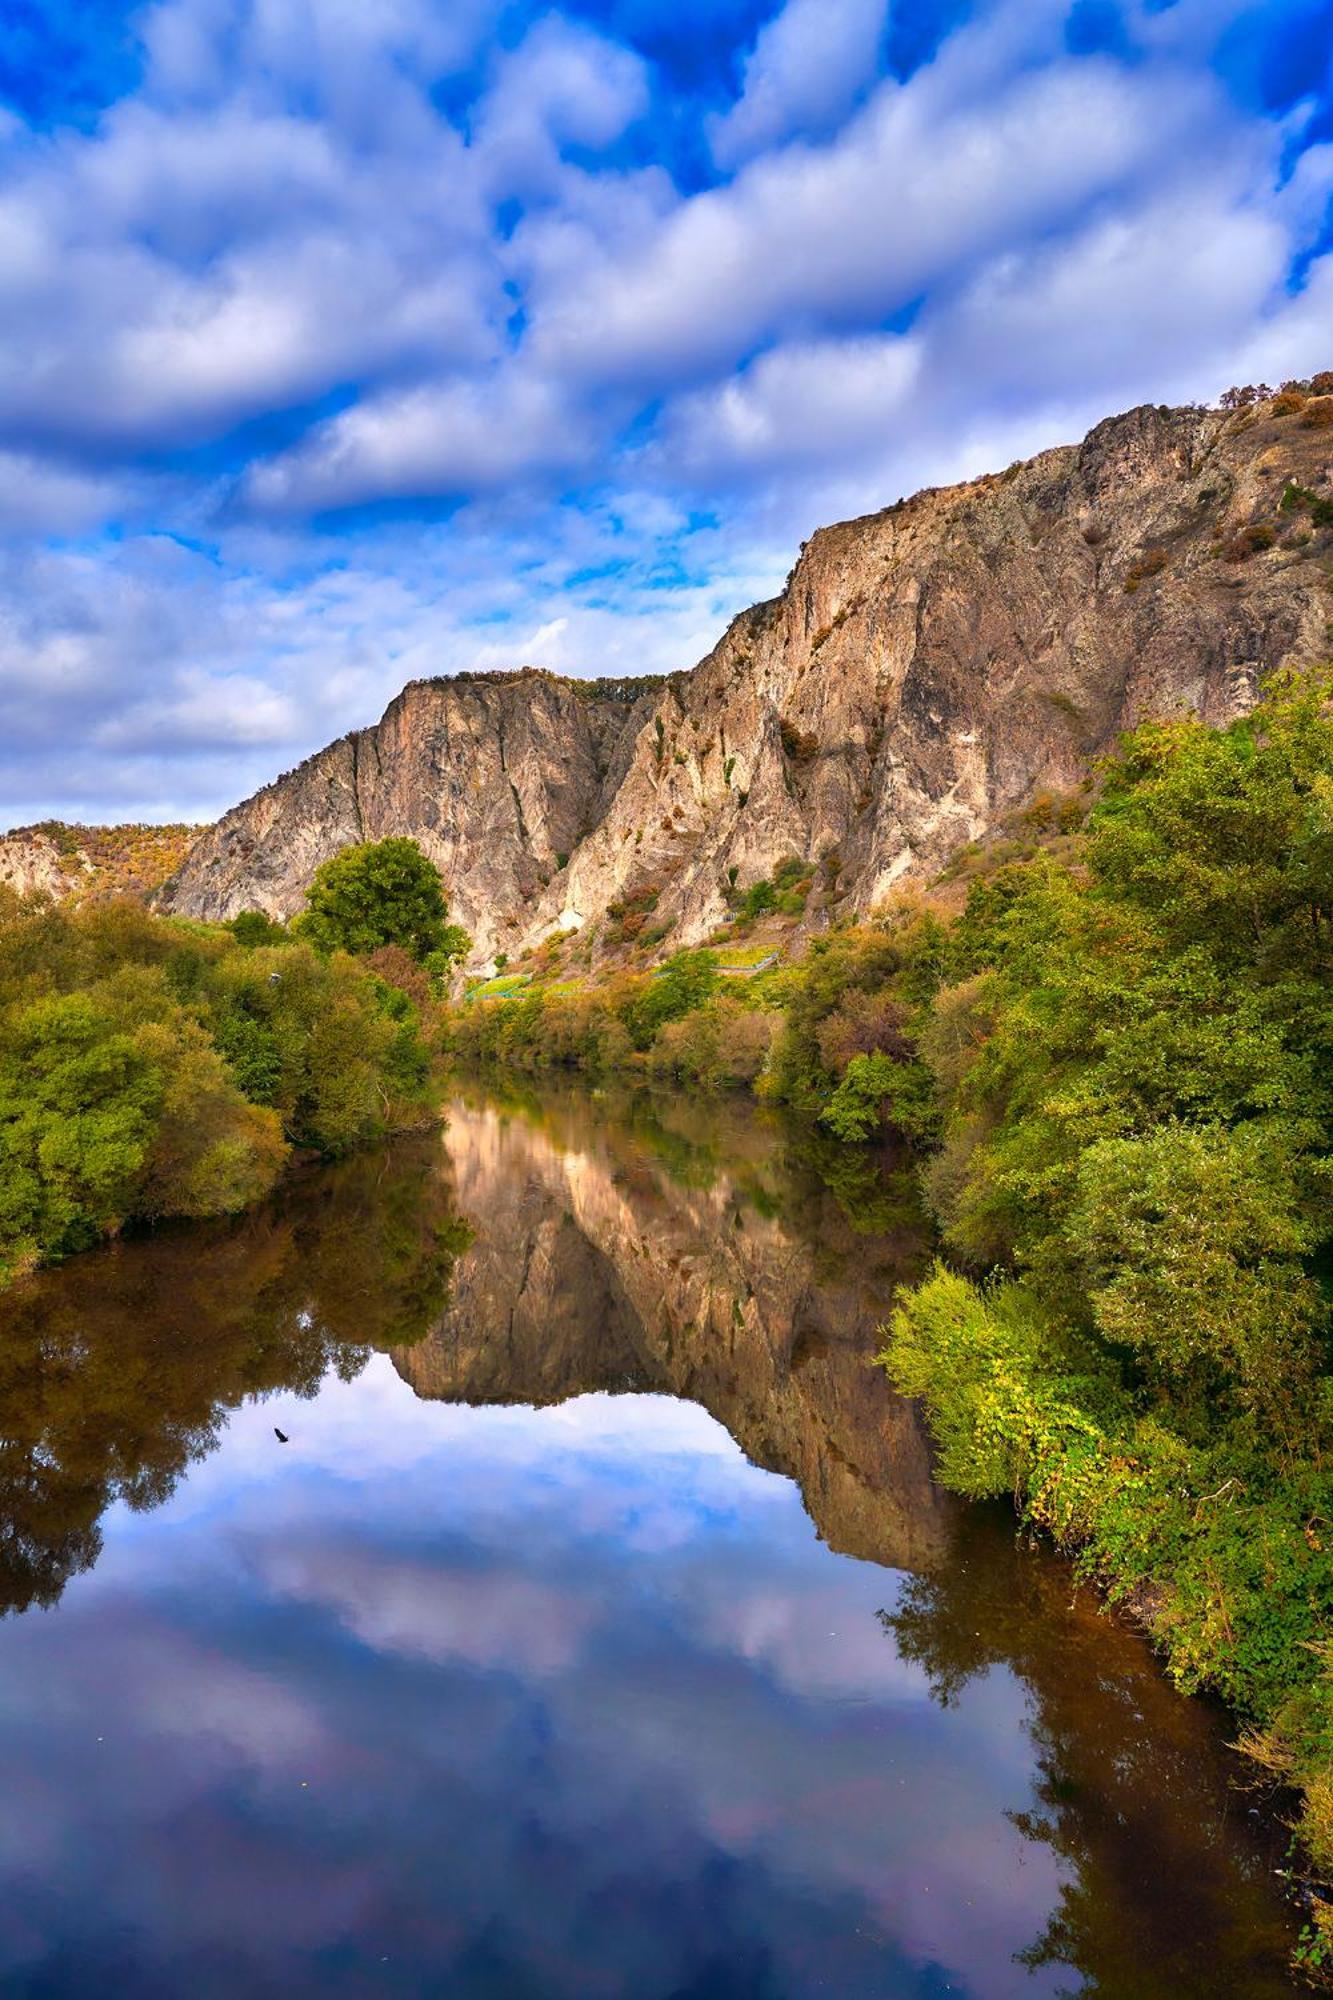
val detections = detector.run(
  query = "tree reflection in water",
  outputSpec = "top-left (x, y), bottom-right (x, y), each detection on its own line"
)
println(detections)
top-left (0, 1133), bottom-right (470, 1619)
top-left (882, 1514), bottom-right (1298, 1998)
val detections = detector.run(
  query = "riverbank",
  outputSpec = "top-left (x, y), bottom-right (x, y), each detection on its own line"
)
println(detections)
top-left (446, 672), bottom-right (1333, 1976)
top-left (0, 893), bottom-right (442, 1285)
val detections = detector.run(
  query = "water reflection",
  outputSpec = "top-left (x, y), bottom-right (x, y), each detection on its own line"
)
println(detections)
top-left (885, 1531), bottom-right (1297, 1997)
top-left (0, 1084), bottom-right (1303, 1997)
top-left (0, 1136), bottom-right (469, 1617)
top-left (403, 1082), bottom-right (953, 1573)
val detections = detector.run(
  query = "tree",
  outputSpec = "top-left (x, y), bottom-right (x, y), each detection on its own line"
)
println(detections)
top-left (819, 1049), bottom-right (937, 1143)
top-left (297, 838), bottom-right (467, 966)
top-left (618, 949), bottom-right (719, 1050)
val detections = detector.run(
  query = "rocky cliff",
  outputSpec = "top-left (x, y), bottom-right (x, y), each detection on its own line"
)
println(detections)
top-left (161, 392), bottom-right (1333, 960)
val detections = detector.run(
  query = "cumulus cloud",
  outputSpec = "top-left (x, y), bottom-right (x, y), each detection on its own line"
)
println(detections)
top-left (657, 333), bottom-right (921, 482)
top-left (469, 14), bottom-right (651, 197)
top-left (708, 0), bottom-right (890, 167)
top-left (246, 369), bottom-right (593, 513)
top-left (0, 0), bottom-right (1331, 821)
top-left (528, 57), bottom-right (1234, 393)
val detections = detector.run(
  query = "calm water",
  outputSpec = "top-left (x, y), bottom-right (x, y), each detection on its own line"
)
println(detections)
top-left (0, 1081), bottom-right (1302, 1998)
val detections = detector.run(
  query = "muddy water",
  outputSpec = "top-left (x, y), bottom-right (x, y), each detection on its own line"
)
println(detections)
top-left (0, 1081), bottom-right (1302, 1996)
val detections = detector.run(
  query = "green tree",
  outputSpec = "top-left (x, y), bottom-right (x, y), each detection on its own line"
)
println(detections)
top-left (297, 838), bottom-right (464, 965)
top-left (0, 991), bottom-right (164, 1271)
top-left (619, 949), bottom-right (719, 1050)
top-left (0, 892), bottom-right (441, 1280)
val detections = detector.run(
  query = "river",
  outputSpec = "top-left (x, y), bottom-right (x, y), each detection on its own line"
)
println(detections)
top-left (0, 1080), bottom-right (1304, 1997)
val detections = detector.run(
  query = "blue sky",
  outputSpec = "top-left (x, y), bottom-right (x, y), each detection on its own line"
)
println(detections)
top-left (1, 0), bottom-right (1332, 825)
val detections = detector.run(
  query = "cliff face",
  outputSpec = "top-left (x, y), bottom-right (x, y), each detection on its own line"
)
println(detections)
top-left (396, 1089), bottom-right (954, 1572)
top-left (156, 672), bottom-right (651, 959)
top-left (161, 395), bottom-right (1333, 959)
top-left (0, 830), bottom-right (75, 901)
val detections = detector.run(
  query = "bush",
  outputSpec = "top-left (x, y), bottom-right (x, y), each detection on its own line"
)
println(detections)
top-left (646, 1001), bottom-right (775, 1091)
top-left (1124, 548), bottom-right (1169, 591)
top-left (739, 877), bottom-right (777, 921)
top-left (1221, 522), bottom-right (1277, 560)
top-left (619, 950), bottom-right (719, 1051)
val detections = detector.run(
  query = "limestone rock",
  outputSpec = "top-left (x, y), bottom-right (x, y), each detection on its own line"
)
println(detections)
top-left (0, 829), bottom-right (83, 901)
top-left (161, 395), bottom-right (1333, 959)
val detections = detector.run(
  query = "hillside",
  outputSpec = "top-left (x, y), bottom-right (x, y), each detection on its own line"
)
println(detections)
top-left (0, 821), bottom-right (204, 904)
top-left (146, 386), bottom-right (1333, 961)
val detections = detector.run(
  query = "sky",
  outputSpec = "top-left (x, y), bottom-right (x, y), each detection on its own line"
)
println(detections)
top-left (1, 0), bottom-right (1332, 827)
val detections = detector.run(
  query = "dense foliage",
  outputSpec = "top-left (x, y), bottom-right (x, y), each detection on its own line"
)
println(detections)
top-left (297, 836), bottom-right (470, 969)
top-left (0, 893), bottom-right (438, 1281)
top-left (446, 948), bottom-right (781, 1090)
top-left (870, 670), bottom-right (1333, 1955)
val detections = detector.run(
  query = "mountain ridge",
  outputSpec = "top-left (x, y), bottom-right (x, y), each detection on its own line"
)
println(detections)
top-left (27, 386), bottom-right (1333, 962)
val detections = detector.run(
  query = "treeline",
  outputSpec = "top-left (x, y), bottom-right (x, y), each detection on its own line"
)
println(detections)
top-left (448, 947), bottom-right (778, 1088)
top-left (0, 836), bottom-right (467, 1283)
top-left (451, 670), bottom-right (1333, 1953)
top-left (445, 894), bottom-right (946, 1130)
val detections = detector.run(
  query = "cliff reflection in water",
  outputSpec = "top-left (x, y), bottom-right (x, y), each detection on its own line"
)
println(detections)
top-left (0, 1135), bottom-right (470, 1619)
top-left (398, 1082), bottom-right (955, 1574)
top-left (399, 1084), bottom-right (1298, 1996)
top-left (0, 1080), bottom-right (1303, 1996)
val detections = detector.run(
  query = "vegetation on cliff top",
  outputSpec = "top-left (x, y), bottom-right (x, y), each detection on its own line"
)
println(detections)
top-left (5, 820), bottom-right (203, 900)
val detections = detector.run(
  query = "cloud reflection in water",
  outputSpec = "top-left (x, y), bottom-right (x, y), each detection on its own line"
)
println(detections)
top-left (0, 1365), bottom-right (1061, 1999)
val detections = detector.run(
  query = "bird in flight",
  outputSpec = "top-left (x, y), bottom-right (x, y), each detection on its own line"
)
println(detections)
top-left (274, 1427), bottom-right (289, 1443)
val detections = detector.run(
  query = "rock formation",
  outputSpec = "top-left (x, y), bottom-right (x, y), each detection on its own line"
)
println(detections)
top-left (0, 828), bottom-right (78, 901)
top-left (160, 393), bottom-right (1333, 960)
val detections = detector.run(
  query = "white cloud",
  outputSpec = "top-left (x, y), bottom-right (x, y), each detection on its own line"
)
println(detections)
top-left (246, 368), bottom-right (592, 514)
top-left (658, 332), bottom-right (922, 481)
top-left (530, 53), bottom-right (1228, 391)
top-left (470, 15), bottom-right (651, 198)
top-left (0, 0), bottom-right (1330, 823)
top-left (709, 0), bottom-right (890, 168)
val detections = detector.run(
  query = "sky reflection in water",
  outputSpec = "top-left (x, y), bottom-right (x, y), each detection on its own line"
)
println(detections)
top-left (0, 1088), bottom-right (1303, 1998)
top-left (1, 1371), bottom-right (1056, 1999)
